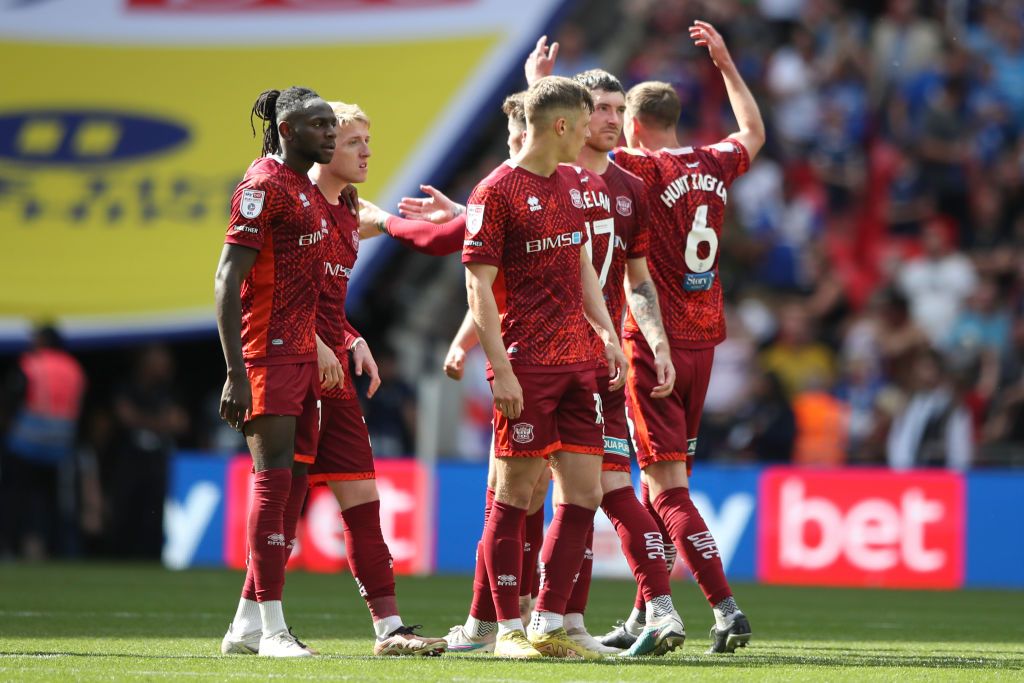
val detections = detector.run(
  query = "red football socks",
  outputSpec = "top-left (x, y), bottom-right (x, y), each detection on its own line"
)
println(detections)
top-left (242, 467), bottom-right (307, 601)
top-left (535, 503), bottom-right (596, 615)
top-left (564, 524), bottom-right (594, 615)
top-left (653, 486), bottom-right (732, 606)
top-left (482, 500), bottom-right (526, 622)
top-left (340, 499), bottom-right (399, 620)
top-left (246, 468), bottom-right (291, 602)
top-left (469, 488), bottom-right (497, 621)
top-left (520, 507), bottom-right (545, 599)
top-left (601, 485), bottom-right (672, 605)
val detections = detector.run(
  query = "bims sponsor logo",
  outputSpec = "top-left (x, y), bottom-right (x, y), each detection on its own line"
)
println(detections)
top-left (0, 109), bottom-right (189, 165)
top-left (525, 231), bottom-right (582, 253)
top-left (758, 469), bottom-right (964, 589)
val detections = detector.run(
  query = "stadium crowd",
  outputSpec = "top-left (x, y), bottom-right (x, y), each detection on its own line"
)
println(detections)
top-left (441, 0), bottom-right (1024, 469)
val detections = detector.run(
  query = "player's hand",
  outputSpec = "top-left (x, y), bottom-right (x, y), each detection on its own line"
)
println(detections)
top-left (689, 20), bottom-right (733, 70)
top-left (492, 369), bottom-right (524, 420)
top-left (444, 345), bottom-right (467, 381)
top-left (316, 337), bottom-right (344, 390)
top-left (651, 345), bottom-right (676, 399)
top-left (357, 198), bottom-right (391, 240)
top-left (605, 342), bottom-right (628, 392)
top-left (351, 339), bottom-right (381, 399)
top-left (340, 184), bottom-right (359, 216)
top-left (220, 371), bottom-right (252, 432)
top-left (397, 185), bottom-right (459, 224)
top-left (525, 34), bottom-right (559, 86)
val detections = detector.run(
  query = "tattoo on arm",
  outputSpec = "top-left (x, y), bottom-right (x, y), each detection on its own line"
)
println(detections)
top-left (629, 280), bottom-right (667, 346)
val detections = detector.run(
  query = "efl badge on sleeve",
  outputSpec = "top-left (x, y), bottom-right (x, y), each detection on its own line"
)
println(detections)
top-left (240, 189), bottom-right (265, 219)
top-left (570, 188), bottom-right (584, 209)
top-left (466, 204), bottom-right (485, 235)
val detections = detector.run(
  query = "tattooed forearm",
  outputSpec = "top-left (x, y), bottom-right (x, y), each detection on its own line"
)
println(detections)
top-left (629, 280), bottom-right (668, 348)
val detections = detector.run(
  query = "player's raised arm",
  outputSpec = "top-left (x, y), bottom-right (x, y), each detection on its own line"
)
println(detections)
top-left (690, 20), bottom-right (765, 160)
top-left (580, 249), bottom-right (627, 391)
top-left (214, 243), bottom-right (259, 430)
top-left (466, 263), bottom-right (523, 418)
top-left (444, 308), bottom-right (480, 381)
top-left (625, 257), bottom-right (675, 398)
top-left (524, 34), bottom-right (559, 87)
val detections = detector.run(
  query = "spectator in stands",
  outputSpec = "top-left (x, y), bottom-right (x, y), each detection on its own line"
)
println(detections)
top-left (897, 219), bottom-right (978, 345)
top-left (729, 369), bottom-right (796, 464)
top-left (109, 344), bottom-right (188, 559)
top-left (0, 325), bottom-right (86, 559)
top-left (869, 0), bottom-right (941, 105)
top-left (760, 302), bottom-right (835, 398)
top-left (886, 347), bottom-right (973, 471)
top-left (362, 347), bottom-right (416, 457)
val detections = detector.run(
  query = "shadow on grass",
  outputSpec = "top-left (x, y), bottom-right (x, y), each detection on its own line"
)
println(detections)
top-left (2, 650), bottom-right (1021, 670)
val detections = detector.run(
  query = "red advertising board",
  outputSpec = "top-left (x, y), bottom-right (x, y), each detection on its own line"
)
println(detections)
top-left (224, 457), bottom-right (432, 575)
top-left (758, 468), bottom-right (964, 589)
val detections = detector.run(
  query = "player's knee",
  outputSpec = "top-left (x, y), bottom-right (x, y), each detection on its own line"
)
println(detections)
top-left (559, 482), bottom-right (603, 510)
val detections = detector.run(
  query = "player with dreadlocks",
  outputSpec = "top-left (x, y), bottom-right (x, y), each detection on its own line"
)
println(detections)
top-left (215, 86), bottom-right (337, 658)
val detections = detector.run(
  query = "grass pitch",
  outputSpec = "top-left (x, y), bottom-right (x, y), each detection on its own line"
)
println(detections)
top-left (0, 564), bottom-right (1021, 681)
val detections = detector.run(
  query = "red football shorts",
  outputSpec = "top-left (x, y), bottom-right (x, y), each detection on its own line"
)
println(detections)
top-left (624, 336), bottom-right (714, 475)
top-left (492, 367), bottom-right (603, 458)
top-left (596, 371), bottom-right (631, 473)
top-left (308, 397), bottom-right (375, 485)
top-left (246, 361), bottom-right (320, 464)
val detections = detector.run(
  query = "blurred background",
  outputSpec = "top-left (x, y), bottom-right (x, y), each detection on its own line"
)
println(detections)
top-left (1, 0), bottom-right (1021, 591)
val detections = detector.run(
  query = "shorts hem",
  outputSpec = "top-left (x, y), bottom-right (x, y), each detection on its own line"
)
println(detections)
top-left (602, 461), bottom-right (632, 473)
top-left (558, 444), bottom-right (604, 456)
top-left (494, 441), bottom-right (562, 458)
top-left (309, 471), bottom-right (376, 486)
top-left (293, 453), bottom-right (316, 464)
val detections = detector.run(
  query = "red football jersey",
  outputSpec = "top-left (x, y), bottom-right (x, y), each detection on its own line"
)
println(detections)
top-left (559, 165), bottom-right (615, 366)
top-left (599, 161), bottom-right (650, 327)
top-left (316, 194), bottom-right (361, 401)
top-left (225, 156), bottom-right (329, 366)
top-left (613, 138), bottom-right (749, 348)
top-left (462, 161), bottom-right (593, 372)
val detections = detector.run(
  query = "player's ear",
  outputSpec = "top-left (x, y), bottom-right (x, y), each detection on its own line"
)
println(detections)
top-left (277, 119), bottom-right (293, 142)
top-left (555, 116), bottom-right (567, 136)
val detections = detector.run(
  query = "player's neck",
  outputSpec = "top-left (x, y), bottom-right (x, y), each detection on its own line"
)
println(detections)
top-left (309, 166), bottom-right (348, 205)
top-left (279, 150), bottom-right (315, 177)
top-left (576, 144), bottom-right (611, 175)
top-left (640, 131), bottom-right (679, 151)
top-left (515, 140), bottom-right (561, 177)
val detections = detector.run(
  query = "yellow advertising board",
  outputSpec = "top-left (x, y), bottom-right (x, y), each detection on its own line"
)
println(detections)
top-left (0, 0), bottom-right (563, 340)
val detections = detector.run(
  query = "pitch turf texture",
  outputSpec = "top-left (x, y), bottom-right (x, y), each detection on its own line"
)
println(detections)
top-left (1, 565), bottom-right (1021, 681)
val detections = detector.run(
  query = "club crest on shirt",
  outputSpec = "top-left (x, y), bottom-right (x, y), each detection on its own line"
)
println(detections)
top-left (569, 188), bottom-right (584, 209)
top-left (240, 189), bottom-right (265, 219)
top-left (513, 423), bottom-right (535, 444)
top-left (616, 196), bottom-right (633, 216)
top-left (466, 203), bottom-right (485, 235)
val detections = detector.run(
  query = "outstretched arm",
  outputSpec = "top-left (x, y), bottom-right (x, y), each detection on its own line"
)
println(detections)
top-left (690, 20), bottom-right (765, 160)
top-left (359, 198), bottom-right (466, 256)
top-left (398, 184), bottom-right (464, 223)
